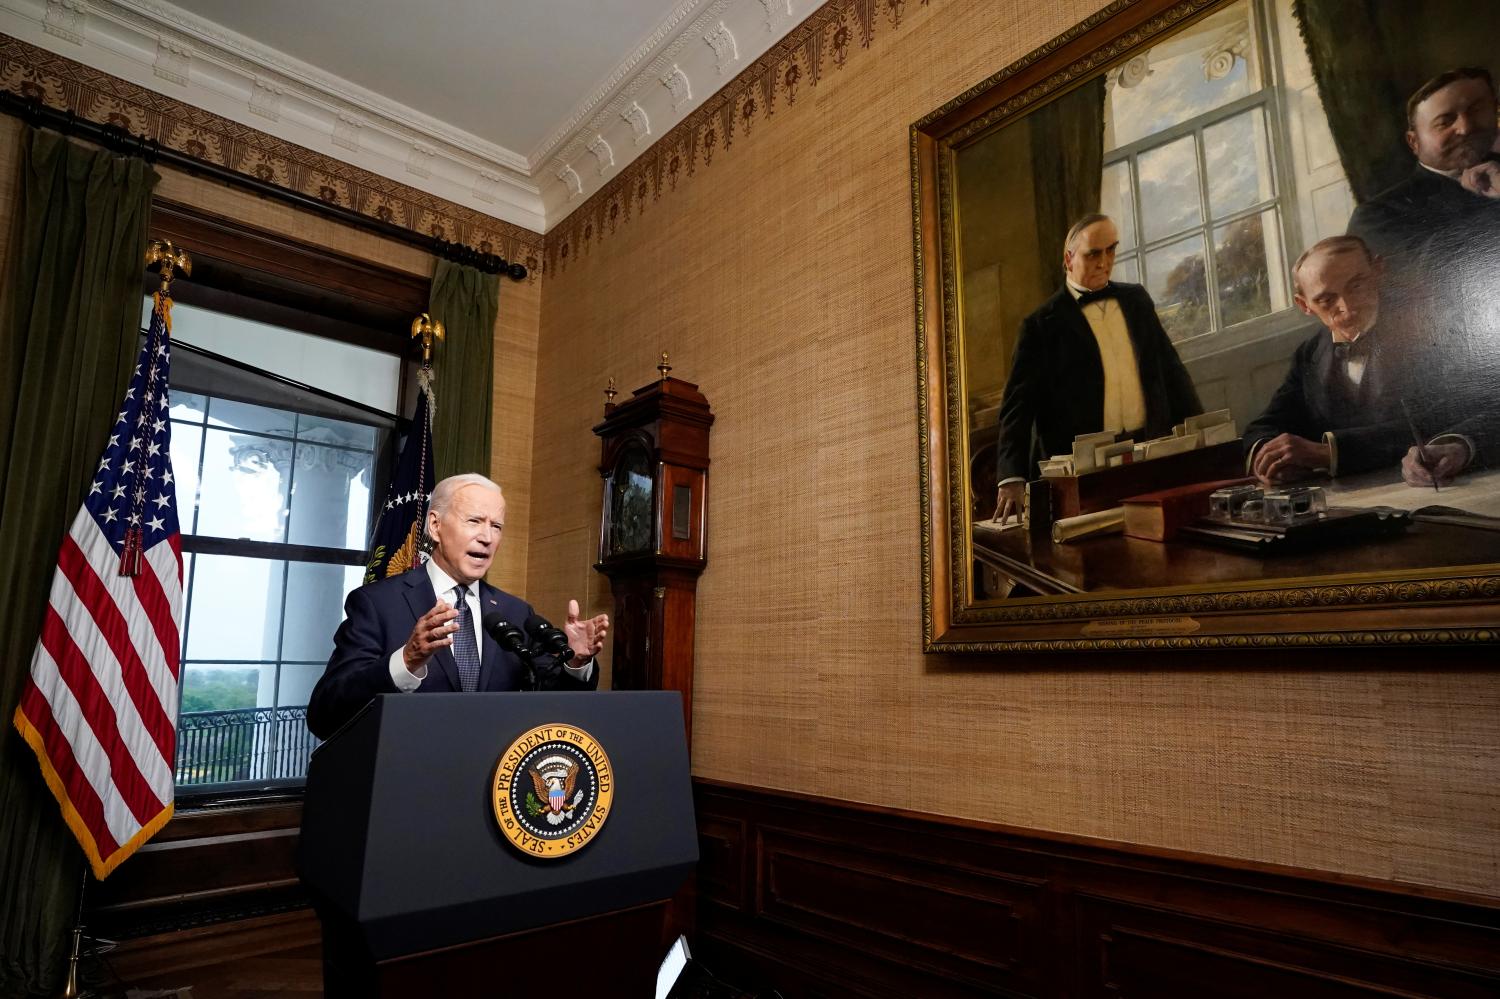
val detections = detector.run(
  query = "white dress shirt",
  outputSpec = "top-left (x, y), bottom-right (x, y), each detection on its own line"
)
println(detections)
top-left (387, 558), bottom-right (593, 690)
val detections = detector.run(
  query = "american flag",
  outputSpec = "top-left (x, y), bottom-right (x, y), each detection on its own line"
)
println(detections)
top-left (12, 291), bottom-right (184, 879)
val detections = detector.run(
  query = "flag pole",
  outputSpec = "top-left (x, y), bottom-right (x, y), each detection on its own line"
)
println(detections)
top-left (56, 868), bottom-right (91, 999)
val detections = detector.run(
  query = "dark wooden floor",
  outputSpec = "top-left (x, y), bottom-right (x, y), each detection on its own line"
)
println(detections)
top-left (85, 909), bottom-right (755, 998)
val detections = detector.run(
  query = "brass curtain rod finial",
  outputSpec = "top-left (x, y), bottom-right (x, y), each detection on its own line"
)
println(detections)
top-left (410, 312), bottom-right (445, 365)
top-left (657, 352), bottom-right (672, 381)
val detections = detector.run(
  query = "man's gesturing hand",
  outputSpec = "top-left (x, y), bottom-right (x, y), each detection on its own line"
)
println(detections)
top-left (564, 598), bottom-right (609, 662)
top-left (403, 599), bottom-right (458, 674)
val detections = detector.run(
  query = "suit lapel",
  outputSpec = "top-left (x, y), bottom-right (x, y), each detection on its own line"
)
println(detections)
top-left (403, 570), bottom-right (461, 692)
top-left (477, 584), bottom-right (505, 691)
top-left (1052, 292), bottom-right (1105, 429)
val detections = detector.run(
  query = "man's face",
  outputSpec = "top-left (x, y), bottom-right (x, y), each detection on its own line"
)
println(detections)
top-left (1293, 249), bottom-right (1382, 343)
top-left (427, 484), bottom-right (505, 586)
top-left (1064, 220), bottom-right (1119, 291)
top-left (1407, 77), bottom-right (1499, 173)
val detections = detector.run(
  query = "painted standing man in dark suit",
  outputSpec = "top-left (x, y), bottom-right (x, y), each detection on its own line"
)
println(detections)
top-left (307, 473), bottom-right (607, 739)
top-left (993, 213), bottom-right (1202, 522)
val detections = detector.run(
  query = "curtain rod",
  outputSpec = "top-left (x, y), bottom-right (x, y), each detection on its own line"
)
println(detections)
top-left (0, 92), bottom-right (529, 281)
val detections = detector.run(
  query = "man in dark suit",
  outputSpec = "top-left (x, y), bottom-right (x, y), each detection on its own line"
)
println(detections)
top-left (306, 473), bottom-right (607, 739)
top-left (1346, 68), bottom-right (1500, 336)
top-left (1244, 235), bottom-right (1490, 486)
top-left (993, 213), bottom-right (1202, 522)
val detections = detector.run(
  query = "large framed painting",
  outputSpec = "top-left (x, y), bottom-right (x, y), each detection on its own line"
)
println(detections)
top-left (913, 0), bottom-right (1500, 650)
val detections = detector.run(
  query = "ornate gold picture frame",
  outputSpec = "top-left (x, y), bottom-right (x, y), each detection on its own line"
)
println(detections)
top-left (912, 0), bottom-right (1500, 651)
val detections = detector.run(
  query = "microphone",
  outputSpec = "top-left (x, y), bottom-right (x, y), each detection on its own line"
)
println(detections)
top-left (523, 614), bottom-right (575, 665)
top-left (480, 611), bottom-right (527, 654)
top-left (482, 611), bottom-right (537, 691)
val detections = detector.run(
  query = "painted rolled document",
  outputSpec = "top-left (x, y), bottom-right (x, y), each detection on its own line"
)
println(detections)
top-left (1051, 506), bottom-right (1125, 544)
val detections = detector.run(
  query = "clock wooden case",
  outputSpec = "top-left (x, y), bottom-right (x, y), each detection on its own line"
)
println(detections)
top-left (593, 375), bottom-right (712, 744)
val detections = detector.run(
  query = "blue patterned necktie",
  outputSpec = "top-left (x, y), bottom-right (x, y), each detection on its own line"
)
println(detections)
top-left (451, 585), bottom-right (481, 692)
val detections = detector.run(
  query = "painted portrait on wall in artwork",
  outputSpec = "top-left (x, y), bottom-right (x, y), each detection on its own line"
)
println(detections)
top-left (913, 0), bottom-right (1500, 649)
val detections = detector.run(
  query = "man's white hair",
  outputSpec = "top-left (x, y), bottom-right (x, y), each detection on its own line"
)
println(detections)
top-left (429, 473), bottom-right (503, 515)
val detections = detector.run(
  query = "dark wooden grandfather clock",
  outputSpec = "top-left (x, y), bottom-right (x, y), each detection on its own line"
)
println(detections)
top-left (593, 357), bottom-right (712, 746)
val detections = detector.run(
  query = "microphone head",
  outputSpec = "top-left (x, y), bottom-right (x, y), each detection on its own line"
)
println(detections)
top-left (523, 613), bottom-right (574, 663)
top-left (480, 610), bottom-right (526, 653)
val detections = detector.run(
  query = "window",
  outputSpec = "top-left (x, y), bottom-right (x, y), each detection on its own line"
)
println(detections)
top-left (161, 301), bottom-right (401, 792)
top-left (144, 203), bottom-right (430, 799)
top-left (1100, 0), bottom-right (1296, 342)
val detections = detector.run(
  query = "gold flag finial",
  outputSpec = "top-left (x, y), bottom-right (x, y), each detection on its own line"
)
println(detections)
top-left (657, 352), bottom-right (672, 381)
top-left (410, 313), bottom-right (446, 365)
top-left (145, 239), bottom-right (191, 293)
top-left (604, 376), bottom-right (618, 409)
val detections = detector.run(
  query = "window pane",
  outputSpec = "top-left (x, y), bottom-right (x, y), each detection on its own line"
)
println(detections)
top-left (277, 664), bottom-right (324, 712)
top-left (175, 664), bottom-right (267, 786)
top-left (194, 429), bottom-right (290, 542)
top-left (1113, 256), bottom-right (1141, 285)
top-left (281, 562), bottom-right (364, 663)
top-left (1138, 135), bottom-right (1202, 243)
top-left (169, 301), bottom-right (401, 414)
top-left (1215, 210), bottom-right (1288, 327)
top-left (179, 664), bottom-right (260, 713)
top-left (169, 422), bottom-right (204, 535)
top-left (185, 555), bottom-right (285, 660)
top-left (179, 552), bottom-right (194, 661)
top-left (1100, 161), bottom-right (1137, 252)
top-left (287, 443), bottom-right (376, 549)
top-left (1104, 0), bottom-right (1262, 147)
top-left (1144, 233), bottom-right (1210, 341)
top-left (1204, 108), bottom-right (1273, 219)
top-left (207, 398), bottom-right (297, 438)
top-left (297, 414), bottom-right (375, 451)
top-left (170, 391), bottom-right (207, 423)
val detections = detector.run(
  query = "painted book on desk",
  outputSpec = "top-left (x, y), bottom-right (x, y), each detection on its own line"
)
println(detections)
top-left (1122, 478), bottom-right (1254, 542)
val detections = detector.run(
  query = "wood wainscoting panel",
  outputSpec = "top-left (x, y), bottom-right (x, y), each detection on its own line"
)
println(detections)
top-left (695, 780), bottom-right (1500, 999)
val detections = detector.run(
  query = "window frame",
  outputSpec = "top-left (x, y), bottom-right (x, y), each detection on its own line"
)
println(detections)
top-left (149, 199), bottom-right (431, 804)
top-left (1101, 0), bottom-right (1308, 352)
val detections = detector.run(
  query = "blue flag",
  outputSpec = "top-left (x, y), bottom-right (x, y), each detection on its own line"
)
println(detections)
top-left (365, 374), bottom-right (435, 583)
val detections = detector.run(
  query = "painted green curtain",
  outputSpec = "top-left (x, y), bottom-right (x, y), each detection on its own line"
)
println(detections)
top-left (1293, 0), bottom-right (1500, 202)
top-left (1028, 75), bottom-right (1107, 284)
top-left (0, 126), bottom-right (156, 996)
top-left (427, 258), bottom-right (499, 480)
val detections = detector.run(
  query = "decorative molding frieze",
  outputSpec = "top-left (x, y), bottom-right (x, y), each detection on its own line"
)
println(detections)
top-left (152, 37), bottom-right (189, 85)
top-left (405, 142), bottom-right (435, 179)
top-left (557, 163), bottom-right (584, 199)
top-left (622, 101), bottom-right (651, 144)
top-left (331, 111), bottom-right (361, 152)
top-left (759, 0), bottom-right (793, 32)
top-left (473, 171), bottom-right (503, 204)
top-left (545, 0), bottom-right (932, 268)
top-left (661, 64), bottom-right (693, 109)
top-left (42, 0), bottom-right (87, 45)
top-left (247, 77), bottom-right (281, 121)
top-left (0, 35), bottom-right (546, 277)
top-left (586, 134), bottom-right (615, 174)
top-left (704, 22), bottom-right (739, 74)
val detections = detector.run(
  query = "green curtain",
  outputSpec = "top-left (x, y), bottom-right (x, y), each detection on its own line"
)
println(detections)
top-left (1293, 0), bottom-right (1500, 203)
top-left (427, 258), bottom-right (499, 480)
top-left (1028, 75), bottom-right (1107, 283)
top-left (0, 126), bottom-right (156, 996)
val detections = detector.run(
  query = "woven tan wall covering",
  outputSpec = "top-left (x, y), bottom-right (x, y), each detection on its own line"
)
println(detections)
top-left (530, 0), bottom-right (1500, 896)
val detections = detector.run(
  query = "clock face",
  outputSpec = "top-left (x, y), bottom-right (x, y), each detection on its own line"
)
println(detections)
top-left (607, 442), bottom-right (654, 555)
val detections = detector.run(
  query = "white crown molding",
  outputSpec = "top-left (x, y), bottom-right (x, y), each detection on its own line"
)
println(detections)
top-left (3, 0), bottom-right (819, 232)
top-left (0, 0), bottom-right (546, 229)
top-left (538, 0), bottom-right (813, 229)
